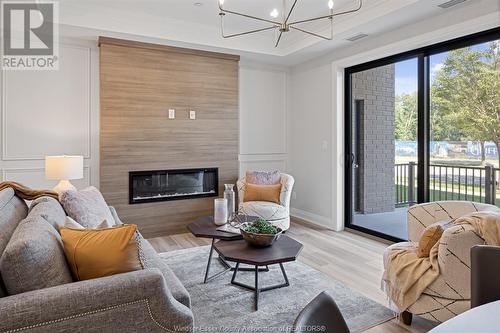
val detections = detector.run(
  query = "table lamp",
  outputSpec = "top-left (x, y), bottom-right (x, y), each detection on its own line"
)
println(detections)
top-left (45, 155), bottom-right (83, 194)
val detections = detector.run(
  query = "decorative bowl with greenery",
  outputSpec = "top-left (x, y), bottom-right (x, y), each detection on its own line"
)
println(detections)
top-left (240, 218), bottom-right (283, 247)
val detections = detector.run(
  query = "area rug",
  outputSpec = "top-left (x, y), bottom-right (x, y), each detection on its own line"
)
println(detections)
top-left (160, 246), bottom-right (394, 333)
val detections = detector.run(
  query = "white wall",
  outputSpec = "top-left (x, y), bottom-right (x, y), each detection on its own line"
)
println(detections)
top-left (239, 63), bottom-right (290, 177)
top-left (0, 40), bottom-right (99, 190)
top-left (288, 64), bottom-right (334, 228)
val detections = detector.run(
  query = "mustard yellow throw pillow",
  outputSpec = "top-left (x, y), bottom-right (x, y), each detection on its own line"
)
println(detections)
top-left (244, 183), bottom-right (281, 204)
top-left (60, 224), bottom-right (143, 281)
top-left (417, 219), bottom-right (454, 258)
top-left (417, 225), bottom-right (443, 258)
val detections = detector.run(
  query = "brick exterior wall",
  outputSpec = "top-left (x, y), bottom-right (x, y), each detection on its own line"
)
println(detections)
top-left (353, 64), bottom-right (395, 214)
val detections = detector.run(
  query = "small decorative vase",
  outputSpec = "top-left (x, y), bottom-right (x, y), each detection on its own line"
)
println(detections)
top-left (224, 184), bottom-right (235, 222)
top-left (214, 198), bottom-right (228, 226)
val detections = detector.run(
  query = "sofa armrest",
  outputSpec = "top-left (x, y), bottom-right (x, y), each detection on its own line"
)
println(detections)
top-left (437, 224), bottom-right (485, 299)
top-left (0, 268), bottom-right (193, 333)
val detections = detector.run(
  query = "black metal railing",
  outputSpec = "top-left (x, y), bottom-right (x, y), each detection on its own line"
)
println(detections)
top-left (395, 162), bottom-right (499, 207)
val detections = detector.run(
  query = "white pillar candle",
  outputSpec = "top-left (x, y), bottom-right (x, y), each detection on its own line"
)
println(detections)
top-left (214, 198), bottom-right (228, 225)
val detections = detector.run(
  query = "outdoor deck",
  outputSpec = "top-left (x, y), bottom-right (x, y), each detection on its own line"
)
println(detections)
top-left (353, 208), bottom-right (408, 240)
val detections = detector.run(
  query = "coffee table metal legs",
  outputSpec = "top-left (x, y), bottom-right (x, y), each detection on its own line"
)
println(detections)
top-left (204, 239), bottom-right (269, 283)
top-left (230, 262), bottom-right (290, 311)
top-left (204, 239), bottom-right (232, 283)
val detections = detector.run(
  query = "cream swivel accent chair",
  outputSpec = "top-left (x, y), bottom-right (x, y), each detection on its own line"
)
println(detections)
top-left (383, 201), bottom-right (500, 324)
top-left (236, 173), bottom-right (294, 231)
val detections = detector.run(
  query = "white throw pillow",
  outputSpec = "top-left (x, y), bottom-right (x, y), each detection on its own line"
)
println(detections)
top-left (59, 186), bottom-right (116, 228)
top-left (63, 216), bottom-right (114, 230)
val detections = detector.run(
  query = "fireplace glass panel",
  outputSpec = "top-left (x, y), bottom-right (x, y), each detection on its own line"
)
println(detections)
top-left (129, 168), bottom-right (218, 204)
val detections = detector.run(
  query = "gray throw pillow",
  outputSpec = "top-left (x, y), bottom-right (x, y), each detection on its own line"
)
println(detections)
top-left (59, 186), bottom-right (116, 228)
top-left (246, 170), bottom-right (281, 185)
top-left (28, 196), bottom-right (66, 231)
top-left (0, 216), bottom-right (73, 295)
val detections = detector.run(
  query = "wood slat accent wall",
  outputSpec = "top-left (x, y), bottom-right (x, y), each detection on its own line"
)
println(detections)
top-left (99, 37), bottom-right (240, 237)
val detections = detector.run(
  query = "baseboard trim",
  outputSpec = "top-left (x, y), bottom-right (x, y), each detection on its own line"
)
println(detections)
top-left (290, 208), bottom-right (337, 231)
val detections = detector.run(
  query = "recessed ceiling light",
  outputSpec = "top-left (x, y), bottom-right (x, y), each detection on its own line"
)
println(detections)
top-left (193, 2), bottom-right (203, 6)
top-left (270, 8), bottom-right (279, 18)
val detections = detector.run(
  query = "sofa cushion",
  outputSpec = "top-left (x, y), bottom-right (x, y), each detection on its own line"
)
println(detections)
top-left (0, 216), bottom-right (73, 295)
top-left (59, 186), bottom-right (116, 228)
top-left (239, 201), bottom-right (287, 221)
top-left (138, 235), bottom-right (191, 308)
top-left (28, 196), bottom-right (66, 231)
top-left (0, 188), bottom-right (28, 257)
top-left (0, 188), bottom-right (29, 298)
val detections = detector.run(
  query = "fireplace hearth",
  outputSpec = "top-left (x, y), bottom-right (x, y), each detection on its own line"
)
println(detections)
top-left (129, 168), bottom-right (218, 204)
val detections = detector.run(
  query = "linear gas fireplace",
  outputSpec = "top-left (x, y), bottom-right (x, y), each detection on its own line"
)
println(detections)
top-left (129, 168), bottom-right (218, 204)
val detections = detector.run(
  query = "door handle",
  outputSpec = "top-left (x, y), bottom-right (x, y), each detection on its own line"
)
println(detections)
top-left (350, 153), bottom-right (359, 168)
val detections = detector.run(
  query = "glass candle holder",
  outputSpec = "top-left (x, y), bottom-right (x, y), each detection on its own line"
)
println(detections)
top-left (224, 184), bottom-right (235, 222)
top-left (214, 198), bottom-right (228, 226)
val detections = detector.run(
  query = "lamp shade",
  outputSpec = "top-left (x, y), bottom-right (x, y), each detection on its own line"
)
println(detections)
top-left (45, 155), bottom-right (84, 180)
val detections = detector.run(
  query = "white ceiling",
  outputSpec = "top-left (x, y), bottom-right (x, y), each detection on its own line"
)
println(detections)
top-left (58, 0), bottom-right (500, 65)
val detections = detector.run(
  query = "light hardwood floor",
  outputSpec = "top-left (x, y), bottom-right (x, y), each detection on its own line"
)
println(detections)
top-left (148, 219), bottom-right (438, 333)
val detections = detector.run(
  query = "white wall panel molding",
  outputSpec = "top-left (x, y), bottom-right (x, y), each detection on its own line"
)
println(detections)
top-left (1, 166), bottom-right (90, 189)
top-left (239, 67), bottom-right (288, 156)
top-left (238, 153), bottom-right (288, 161)
top-left (1, 44), bottom-right (93, 161)
top-left (0, 39), bottom-right (99, 189)
top-left (238, 154), bottom-right (288, 177)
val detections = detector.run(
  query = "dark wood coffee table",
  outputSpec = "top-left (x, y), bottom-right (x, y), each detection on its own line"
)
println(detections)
top-left (214, 235), bottom-right (303, 311)
top-left (187, 215), bottom-right (260, 283)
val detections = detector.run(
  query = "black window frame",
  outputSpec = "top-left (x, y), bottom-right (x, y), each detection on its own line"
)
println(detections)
top-left (344, 27), bottom-right (500, 242)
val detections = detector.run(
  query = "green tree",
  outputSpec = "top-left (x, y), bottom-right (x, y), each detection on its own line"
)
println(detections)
top-left (394, 91), bottom-right (463, 142)
top-left (432, 41), bottom-right (500, 166)
top-left (430, 85), bottom-right (465, 142)
top-left (395, 92), bottom-right (417, 141)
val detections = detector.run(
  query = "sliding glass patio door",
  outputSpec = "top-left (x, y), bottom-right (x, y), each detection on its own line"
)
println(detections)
top-left (345, 28), bottom-right (500, 241)
top-left (348, 58), bottom-right (418, 240)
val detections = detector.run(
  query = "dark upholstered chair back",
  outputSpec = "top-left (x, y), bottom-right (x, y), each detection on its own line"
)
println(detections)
top-left (293, 291), bottom-right (350, 333)
top-left (471, 245), bottom-right (500, 308)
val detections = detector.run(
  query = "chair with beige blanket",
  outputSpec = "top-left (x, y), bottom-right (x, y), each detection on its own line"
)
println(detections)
top-left (383, 201), bottom-right (500, 325)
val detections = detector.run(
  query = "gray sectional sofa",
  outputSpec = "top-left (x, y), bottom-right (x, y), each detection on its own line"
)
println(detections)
top-left (0, 188), bottom-right (194, 332)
